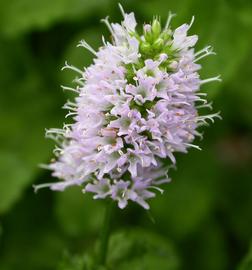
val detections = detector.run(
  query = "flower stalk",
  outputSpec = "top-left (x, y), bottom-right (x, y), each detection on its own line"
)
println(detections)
top-left (98, 201), bottom-right (114, 266)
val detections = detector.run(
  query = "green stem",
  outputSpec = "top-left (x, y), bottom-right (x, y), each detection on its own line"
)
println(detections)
top-left (98, 201), bottom-right (113, 266)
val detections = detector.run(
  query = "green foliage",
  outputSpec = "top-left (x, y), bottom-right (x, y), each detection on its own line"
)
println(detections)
top-left (57, 252), bottom-right (96, 270)
top-left (149, 150), bottom-right (219, 238)
top-left (107, 229), bottom-right (179, 270)
top-left (0, 0), bottom-right (252, 269)
top-left (0, 39), bottom-right (64, 213)
top-left (238, 243), bottom-right (252, 270)
top-left (0, 0), bottom-right (110, 37)
top-left (57, 229), bottom-right (179, 270)
top-left (55, 187), bottom-right (103, 237)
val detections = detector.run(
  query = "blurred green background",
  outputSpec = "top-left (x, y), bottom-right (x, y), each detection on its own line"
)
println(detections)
top-left (0, 0), bottom-right (252, 269)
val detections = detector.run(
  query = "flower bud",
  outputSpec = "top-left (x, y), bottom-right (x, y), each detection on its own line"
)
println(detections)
top-left (143, 24), bottom-right (151, 34)
top-left (152, 19), bottom-right (161, 39)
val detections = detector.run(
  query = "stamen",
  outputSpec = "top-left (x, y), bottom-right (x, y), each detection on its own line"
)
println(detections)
top-left (184, 143), bottom-right (202, 150)
top-left (200, 75), bottom-right (221, 85)
top-left (38, 163), bottom-right (51, 170)
top-left (101, 16), bottom-right (114, 35)
top-left (196, 93), bottom-right (208, 97)
top-left (196, 102), bottom-right (213, 110)
top-left (65, 111), bottom-right (78, 118)
top-left (165, 11), bottom-right (176, 30)
top-left (195, 46), bottom-right (212, 57)
top-left (194, 97), bottom-right (208, 104)
top-left (61, 85), bottom-right (80, 93)
top-left (33, 183), bottom-right (56, 193)
top-left (189, 16), bottom-right (195, 29)
top-left (102, 35), bottom-right (108, 46)
top-left (53, 147), bottom-right (63, 155)
top-left (153, 178), bottom-right (171, 185)
top-left (62, 61), bottom-right (83, 75)
top-left (194, 46), bottom-right (216, 62)
top-left (197, 112), bottom-right (222, 124)
top-left (118, 3), bottom-right (125, 17)
top-left (73, 77), bottom-right (85, 86)
top-left (77, 40), bottom-right (97, 56)
top-left (63, 100), bottom-right (78, 111)
top-left (149, 186), bottom-right (164, 194)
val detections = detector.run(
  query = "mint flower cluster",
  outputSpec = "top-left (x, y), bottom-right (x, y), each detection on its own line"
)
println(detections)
top-left (36, 6), bottom-right (220, 209)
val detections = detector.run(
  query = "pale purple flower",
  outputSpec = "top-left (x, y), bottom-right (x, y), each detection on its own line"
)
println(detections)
top-left (35, 5), bottom-right (221, 209)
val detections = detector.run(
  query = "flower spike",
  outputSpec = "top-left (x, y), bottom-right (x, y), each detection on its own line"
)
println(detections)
top-left (36, 6), bottom-right (220, 210)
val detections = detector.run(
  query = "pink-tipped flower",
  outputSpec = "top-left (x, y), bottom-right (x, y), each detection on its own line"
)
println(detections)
top-left (35, 5), bottom-right (221, 209)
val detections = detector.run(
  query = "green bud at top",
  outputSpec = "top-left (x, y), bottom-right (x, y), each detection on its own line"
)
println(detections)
top-left (151, 19), bottom-right (161, 39)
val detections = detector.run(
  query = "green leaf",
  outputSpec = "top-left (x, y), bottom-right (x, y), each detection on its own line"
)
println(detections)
top-left (238, 243), bottom-right (252, 270)
top-left (54, 187), bottom-right (103, 237)
top-left (148, 148), bottom-right (220, 239)
top-left (0, 38), bottom-right (64, 213)
top-left (57, 229), bottom-right (179, 270)
top-left (57, 252), bottom-right (95, 270)
top-left (0, 191), bottom-right (65, 270)
top-left (0, 0), bottom-right (110, 37)
top-left (183, 221), bottom-right (228, 270)
top-left (0, 153), bottom-right (31, 214)
top-left (107, 229), bottom-right (180, 270)
top-left (222, 50), bottom-right (252, 127)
